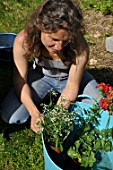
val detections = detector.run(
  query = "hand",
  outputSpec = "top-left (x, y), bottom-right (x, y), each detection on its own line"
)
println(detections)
top-left (30, 113), bottom-right (43, 133)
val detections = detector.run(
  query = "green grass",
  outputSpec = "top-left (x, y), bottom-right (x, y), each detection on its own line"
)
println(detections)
top-left (77, 0), bottom-right (113, 15)
top-left (0, 0), bottom-right (113, 169)
top-left (0, 0), bottom-right (43, 33)
top-left (0, 120), bottom-right (44, 170)
top-left (0, 0), bottom-right (44, 169)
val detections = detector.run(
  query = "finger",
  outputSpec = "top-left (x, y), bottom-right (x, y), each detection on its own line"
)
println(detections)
top-left (31, 123), bottom-right (42, 133)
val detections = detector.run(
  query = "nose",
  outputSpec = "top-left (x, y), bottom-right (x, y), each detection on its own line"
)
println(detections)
top-left (54, 41), bottom-right (62, 51)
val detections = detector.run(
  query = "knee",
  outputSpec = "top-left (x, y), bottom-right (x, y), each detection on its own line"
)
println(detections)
top-left (82, 80), bottom-right (102, 104)
top-left (0, 107), bottom-right (29, 124)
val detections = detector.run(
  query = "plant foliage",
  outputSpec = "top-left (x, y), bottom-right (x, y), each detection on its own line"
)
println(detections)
top-left (68, 103), bottom-right (113, 168)
top-left (68, 83), bottom-right (113, 168)
top-left (40, 93), bottom-right (75, 152)
top-left (77, 0), bottom-right (113, 15)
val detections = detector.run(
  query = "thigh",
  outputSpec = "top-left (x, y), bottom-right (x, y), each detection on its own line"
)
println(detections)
top-left (56, 76), bottom-right (68, 93)
top-left (31, 77), bottom-right (53, 106)
top-left (42, 76), bottom-right (68, 94)
top-left (28, 66), bottom-right (53, 105)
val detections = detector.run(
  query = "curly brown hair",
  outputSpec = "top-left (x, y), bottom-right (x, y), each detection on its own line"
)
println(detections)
top-left (24, 0), bottom-right (85, 61)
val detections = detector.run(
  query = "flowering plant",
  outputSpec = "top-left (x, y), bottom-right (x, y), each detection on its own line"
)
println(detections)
top-left (67, 83), bottom-right (113, 168)
top-left (39, 91), bottom-right (75, 152)
top-left (96, 82), bottom-right (113, 114)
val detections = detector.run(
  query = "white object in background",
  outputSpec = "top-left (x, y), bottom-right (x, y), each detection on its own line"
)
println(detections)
top-left (106, 36), bottom-right (113, 53)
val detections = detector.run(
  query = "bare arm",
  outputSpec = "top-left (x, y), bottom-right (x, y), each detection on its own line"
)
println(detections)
top-left (57, 46), bottom-right (89, 108)
top-left (13, 30), bottom-right (42, 132)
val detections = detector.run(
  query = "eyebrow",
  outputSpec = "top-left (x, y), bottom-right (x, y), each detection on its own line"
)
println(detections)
top-left (50, 35), bottom-right (70, 41)
top-left (49, 32), bottom-right (70, 41)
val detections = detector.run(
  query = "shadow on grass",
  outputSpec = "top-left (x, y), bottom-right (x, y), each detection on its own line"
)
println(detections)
top-left (87, 67), bottom-right (113, 85)
top-left (0, 116), bottom-right (31, 141)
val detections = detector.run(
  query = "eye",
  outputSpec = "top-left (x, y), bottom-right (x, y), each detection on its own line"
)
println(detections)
top-left (52, 38), bottom-right (59, 41)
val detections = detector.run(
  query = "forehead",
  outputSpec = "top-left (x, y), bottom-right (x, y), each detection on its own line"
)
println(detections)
top-left (47, 29), bottom-right (70, 40)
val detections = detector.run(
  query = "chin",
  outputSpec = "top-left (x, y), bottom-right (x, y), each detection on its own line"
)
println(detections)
top-left (47, 47), bottom-right (59, 54)
top-left (51, 49), bottom-right (59, 53)
top-left (48, 49), bottom-right (57, 54)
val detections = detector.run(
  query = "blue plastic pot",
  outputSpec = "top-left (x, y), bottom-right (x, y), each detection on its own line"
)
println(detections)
top-left (74, 94), bottom-right (113, 130)
top-left (0, 33), bottom-right (17, 101)
top-left (42, 134), bottom-right (62, 170)
top-left (42, 94), bottom-right (113, 170)
top-left (0, 32), bottom-right (17, 49)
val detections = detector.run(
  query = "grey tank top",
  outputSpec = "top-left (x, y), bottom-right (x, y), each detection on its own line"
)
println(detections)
top-left (33, 57), bottom-right (70, 77)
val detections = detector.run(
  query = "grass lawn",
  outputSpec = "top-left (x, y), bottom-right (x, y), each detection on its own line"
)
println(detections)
top-left (0, 119), bottom-right (44, 169)
top-left (0, 0), bottom-right (44, 169)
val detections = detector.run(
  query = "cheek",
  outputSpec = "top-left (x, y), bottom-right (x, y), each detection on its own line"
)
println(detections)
top-left (41, 36), bottom-right (50, 47)
top-left (41, 33), bottom-right (55, 48)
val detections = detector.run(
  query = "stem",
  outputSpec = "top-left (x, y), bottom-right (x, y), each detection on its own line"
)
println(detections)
top-left (106, 113), bottom-right (110, 129)
top-left (95, 92), bottom-right (103, 103)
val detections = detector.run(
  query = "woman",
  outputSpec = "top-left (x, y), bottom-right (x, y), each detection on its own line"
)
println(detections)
top-left (0, 0), bottom-right (100, 133)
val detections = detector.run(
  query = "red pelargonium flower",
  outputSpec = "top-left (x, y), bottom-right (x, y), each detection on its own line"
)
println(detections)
top-left (99, 98), bottom-right (109, 110)
top-left (96, 82), bottom-right (110, 93)
top-left (96, 82), bottom-right (113, 113)
top-left (96, 82), bottom-right (105, 91)
top-left (103, 84), bottom-right (110, 93)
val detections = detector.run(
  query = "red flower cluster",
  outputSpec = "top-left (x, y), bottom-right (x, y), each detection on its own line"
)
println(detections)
top-left (96, 82), bottom-right (113, 113)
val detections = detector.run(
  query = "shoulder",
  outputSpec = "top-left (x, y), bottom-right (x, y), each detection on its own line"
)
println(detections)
top-left (79, 33), bottom-right (89, 57)
top-left (13, 30), bottom-right (27, 58)
top-left (74, 33), bottom-right (89, 63)
top-left (14, 30), bottom-right (26, 48)
top-left (71, 35), bottom-right (89, 68)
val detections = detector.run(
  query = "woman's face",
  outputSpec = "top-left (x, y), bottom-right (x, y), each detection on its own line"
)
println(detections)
top-left (41, 29), bottom-right (70, 54)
